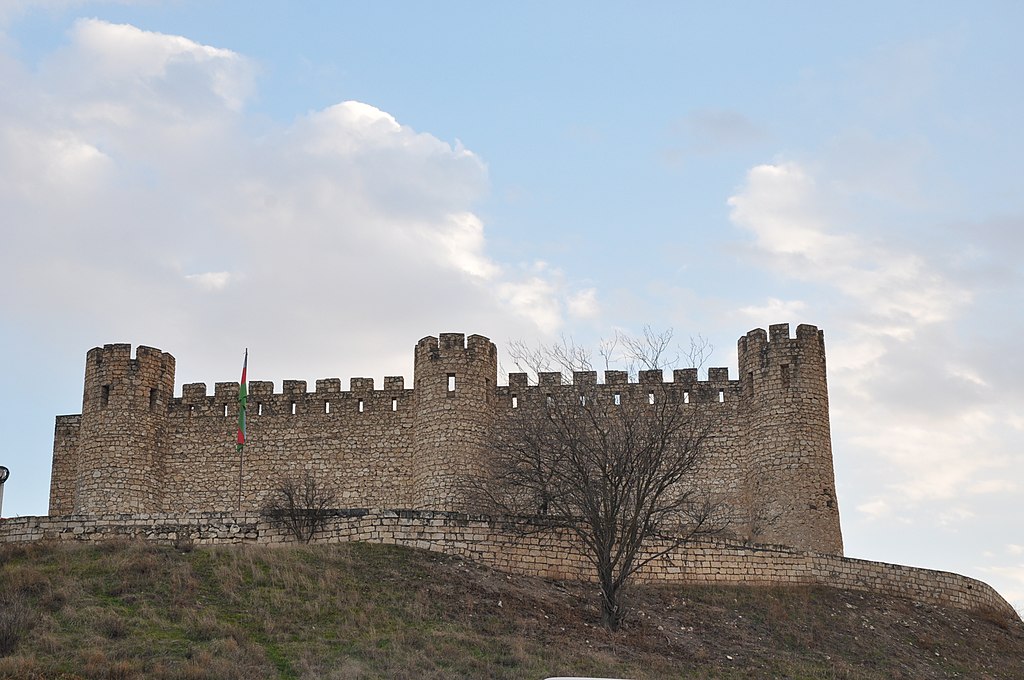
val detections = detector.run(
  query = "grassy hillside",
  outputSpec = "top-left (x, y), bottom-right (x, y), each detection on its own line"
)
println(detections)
top-left (0, 540), bottom-right (1021, 679)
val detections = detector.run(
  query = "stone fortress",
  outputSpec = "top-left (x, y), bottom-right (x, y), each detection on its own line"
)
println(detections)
top-left (49, 323), bottom-right (841, 555)
top-left (4, 322), bottom-right (1013, 619)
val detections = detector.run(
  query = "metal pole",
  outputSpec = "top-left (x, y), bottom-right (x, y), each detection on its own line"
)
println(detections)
top-left (0, 466), bottom-right (9, 517)
top-left (238, 450), bottom-right (243, 512)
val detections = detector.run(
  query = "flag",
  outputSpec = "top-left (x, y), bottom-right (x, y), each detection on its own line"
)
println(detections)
top-left (237, 349), bottom-right (248, 451)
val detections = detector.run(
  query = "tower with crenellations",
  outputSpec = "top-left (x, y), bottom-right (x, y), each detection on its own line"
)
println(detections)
top-left (49, 323), bottom-right (843, 554)
top-left (737, 323), bottom-right (841, 554)
top-left (69, 344), bottom-right (175, 515)
top-left (411, 333), bottom-right (497, 510)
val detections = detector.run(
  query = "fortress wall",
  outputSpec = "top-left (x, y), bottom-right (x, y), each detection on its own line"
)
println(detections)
top-left (1, 510), bottom-right (1015, 621)
top-left (492, 375), bottom-right (751, 524)
top-left (48, 415), bottom-right (81, 516)
top-left (162, 379), bottom-right (416, 511)
top-left (48, 325), bottom-right (843, 555)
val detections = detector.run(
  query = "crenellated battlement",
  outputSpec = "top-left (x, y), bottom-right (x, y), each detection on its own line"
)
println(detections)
top-left (497, 365), bottom-right (743, 407)
top-left (170, 375), bottom-right (414, 418)
top-left (50, 324), bottom-right (842, 554)
top-left (503, 366), bottom-right (735, 388)
top-left (737, 322), bottom-right (824, 364)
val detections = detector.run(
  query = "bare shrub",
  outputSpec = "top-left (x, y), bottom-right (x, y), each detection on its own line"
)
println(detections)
top-left (262, 472), bottom-right (337, 543)
top-left (0, 592), bottom-right (36, 657)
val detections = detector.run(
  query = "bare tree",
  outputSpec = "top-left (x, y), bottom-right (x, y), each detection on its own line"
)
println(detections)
top-left (481, 329), bottom-right (724, 631)
top-left (263, 471), bottom-right (337, 543)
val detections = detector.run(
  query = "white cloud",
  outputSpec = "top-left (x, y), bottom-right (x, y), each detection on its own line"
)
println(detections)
top-left (856, 498), bottom-right (890, 521)
top-left (185, 272), bottom-right (232, 291)
top-left (728, 162), bottom-right (969, 333)
top-left (736, 297), bottom-right (807, 326)
top-left (498, 275), bottom-right (563, 335)
top-left (728, 159), bottom-right (1024, 567)
top-left (0, 19), bottom-right (590, 388)
top-left (567, 288), bottom-right (599, 320)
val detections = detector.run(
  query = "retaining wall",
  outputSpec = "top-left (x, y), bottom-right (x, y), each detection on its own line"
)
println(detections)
top-left (0, 510), bottom-right (1014, 620)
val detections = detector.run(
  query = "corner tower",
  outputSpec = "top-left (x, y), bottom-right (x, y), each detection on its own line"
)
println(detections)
top-left (73, 344), bottom-right (175, 514)
top-left (411, 333), bottom-right (497, 510)
top-left (738, 323), bottom-right (843, 554)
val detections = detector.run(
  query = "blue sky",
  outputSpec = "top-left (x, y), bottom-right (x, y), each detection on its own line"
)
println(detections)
top-left (1, 1), bottom-right (1021, 612)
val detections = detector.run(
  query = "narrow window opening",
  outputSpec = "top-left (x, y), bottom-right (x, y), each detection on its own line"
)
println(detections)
top-left (511, 395), bottom-right (518, 409)
top-left (96, 354), bottom-right (103, 368)
top-left (358, 399), bottom-right (365, 413)
top-left (257, 402), bottom-right (263, 416)
top-left (447, 374), bottom-right (456, 392)
top-left (546, 393), bottom-right (553, 406)
top-left (613, 392), bottom-right (621, 406)
top-left (718, 389), bottom-right (725, 403)
top-left (223, 404), bottom-right (228, 417)
top-left (579, 394), bottom-right (587, 406)
top-left (101, 385), bottom-right (110, 408)
top-left (290, 401), bottom-right (296, 415)
top-left (391, 397), bottom-right (398, 412)
top-left (781, 364), bottom-right (791, 389)
top-left (150, 388), bottom-right (158, 411)
top-left (189, 404), bottom-right (195, 415)
top-left (747, 371), bottom-right (754, 395)
top-left (325, 401), bottom-right (331, 414)
top-left (648, 391), bottom-right (655, 405)
top-left (683, 391), bottom-right (690, 404)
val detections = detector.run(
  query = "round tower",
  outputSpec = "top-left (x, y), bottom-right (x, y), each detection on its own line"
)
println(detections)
top-left (411, 333), bottom-right (497, 511)
top-left (73, 344), bottom-right (175, 515)
top-left (737, 323), bottom-right (843, 554)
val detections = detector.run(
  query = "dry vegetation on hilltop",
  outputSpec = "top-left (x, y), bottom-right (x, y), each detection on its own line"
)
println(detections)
top-left (0, 540), bottom-right (1021, 679)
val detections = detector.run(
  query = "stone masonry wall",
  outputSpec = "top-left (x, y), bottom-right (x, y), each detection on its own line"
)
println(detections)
top-left (49, 324), bottom-right (842, 555)
top-left (1, 510), bottom-right (1015, 621)
top-left (48, 415), bottom-right (80, 516)
top-left (162, 377), bottom-right (416, 512)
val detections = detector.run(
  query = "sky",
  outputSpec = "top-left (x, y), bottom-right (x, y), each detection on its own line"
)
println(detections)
top-left (0, 1), bottom-right (1021, 613)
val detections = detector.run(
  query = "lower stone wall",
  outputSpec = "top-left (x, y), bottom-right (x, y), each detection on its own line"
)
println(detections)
top-left (1, 510), bottom-right (1016, 620)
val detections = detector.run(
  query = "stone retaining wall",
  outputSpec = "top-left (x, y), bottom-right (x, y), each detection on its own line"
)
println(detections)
top-left (1, 510), bottom-right (1015, 620)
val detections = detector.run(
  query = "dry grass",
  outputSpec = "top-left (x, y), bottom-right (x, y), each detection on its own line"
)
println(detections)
top-left (0, 540), bottom-right (1021, 679)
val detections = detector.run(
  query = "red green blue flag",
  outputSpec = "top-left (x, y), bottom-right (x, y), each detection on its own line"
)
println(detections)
top-left (237, 349), bottom-right (248, 451)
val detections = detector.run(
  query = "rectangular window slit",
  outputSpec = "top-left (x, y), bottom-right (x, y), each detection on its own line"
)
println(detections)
top-left (358, 399), bottom-right (365, 413)
top-left (613, 392), bottom-right (621, 406)
top-left (391, 397), bottom-right (398, 412)
top-left (511, 395), bottom-right (518, 409)
top-left (257, 402), bottom-right (263, 416)
top-left (325, 401), bottom-right (331, 414)
top-left (189, 404), bottom-right (195, 414)
top-left (648, 391), bottom-right (655, 405)
top-left (223, 404), bottom-right (228, 417)
top-left (546, 394), bottom-right (553, 406)
top-left (290, 401), bottom-right (296, 415)
top-left (683, 391), bottom-right (690, 404)
top-left (718, 389), bottom-right (725, 403)
top-left (579, 395), bottom-right (587, 405)
top-left (447, 374), bottom-right (456, 392)
top-left (101, 385), bottom-right (110, 408)
top-left (150, 388), bottom-right (158, 411)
